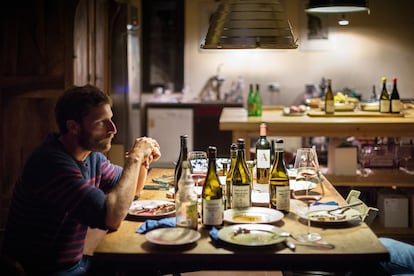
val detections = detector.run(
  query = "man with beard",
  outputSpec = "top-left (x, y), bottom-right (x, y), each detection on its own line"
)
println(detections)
top-left (1, 85), bottom-right (161, 275)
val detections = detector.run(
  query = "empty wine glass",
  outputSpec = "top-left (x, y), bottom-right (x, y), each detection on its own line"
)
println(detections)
top-left (188, 151), bottom-right (208, 186)
top-left (292, 147), bottom-right (325, 242)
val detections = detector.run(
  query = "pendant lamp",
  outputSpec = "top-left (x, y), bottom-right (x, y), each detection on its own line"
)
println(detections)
top-left (306, 0), bottom-right (369, 13)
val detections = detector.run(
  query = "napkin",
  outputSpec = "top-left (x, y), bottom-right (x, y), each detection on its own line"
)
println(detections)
top-left (209, 227), bottom-right (220, 241)
top-left (314, 201), bottom-right (338, 206)
top-left (136, 217), bottom-right (176, 234)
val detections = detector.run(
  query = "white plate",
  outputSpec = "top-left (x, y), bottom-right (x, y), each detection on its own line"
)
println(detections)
top-left (289, 179), bottom-right (317, 191)
top-left (298, 205), bottom-right (362, 223)
top-left (145, 228), bottom-right (201, 246)
top-left (224, 207), bottom-right (284, 224)
top-left (129, 200), bottom-right (175, 218)
top-left (217, 224), bottom-right (286, 246)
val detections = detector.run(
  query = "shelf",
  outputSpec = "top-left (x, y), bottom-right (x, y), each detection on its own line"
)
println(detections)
top-left (325, 169), bottom-right (414, 188)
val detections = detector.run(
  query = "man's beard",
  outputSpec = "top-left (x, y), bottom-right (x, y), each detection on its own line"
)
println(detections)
top-left (78, 128), bottom-right (113, 153)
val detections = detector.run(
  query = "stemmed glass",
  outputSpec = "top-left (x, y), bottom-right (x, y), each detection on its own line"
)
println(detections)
top-left (188, 151), bottom-right (208, 186)
top-left (292, 147), bottom-right (325, 242)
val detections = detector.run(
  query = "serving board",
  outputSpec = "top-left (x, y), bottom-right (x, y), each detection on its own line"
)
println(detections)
top-left (307, 111), bottom-right (404, 117)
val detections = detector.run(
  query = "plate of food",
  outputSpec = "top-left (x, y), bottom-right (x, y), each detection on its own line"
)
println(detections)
top-left (283, 105), bottom-right (307, 116)
top-left (129, 200), bottom-right (175, 218)
top-left (298, 205), bottom-right (362, 223)
top-left (217, 223), bottom-right (286, 247)
top-left (224, 207), bottom-right (284, 224)
top-left (145, 227), bottom-right (201, 246)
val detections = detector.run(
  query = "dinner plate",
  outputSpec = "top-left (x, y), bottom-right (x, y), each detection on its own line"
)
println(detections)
top-left (145, 227), bottom-right (201, 246)
top-left (217, 223), bottom-right (286, 246)
top-left (224, 207), bottom-right (284, 224)
top-left (129, 200), bottom-right (175, 218)
top-left (298, 205), bottom-right (362, 223)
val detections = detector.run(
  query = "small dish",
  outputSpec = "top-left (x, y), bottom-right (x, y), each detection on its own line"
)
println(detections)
top-left (129, 200), bottom-right (175, 218)
top-left (224, 207), bottom-right (284, 224)
top-left (298, 205), bottom-right (362, 223)
top-left (145, 227), bottom-right (201, 246)
top-left (217, 223), bottom-right (286, 246)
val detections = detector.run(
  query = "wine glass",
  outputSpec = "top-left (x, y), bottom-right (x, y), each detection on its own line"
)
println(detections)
top-left (188, 151), bottom-right (208, 186)
top-left (292, 147), bottom-right (325, 242)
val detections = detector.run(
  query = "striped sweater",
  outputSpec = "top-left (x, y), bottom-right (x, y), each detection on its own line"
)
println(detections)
top-left (1, 133), bottom-right (122, 274)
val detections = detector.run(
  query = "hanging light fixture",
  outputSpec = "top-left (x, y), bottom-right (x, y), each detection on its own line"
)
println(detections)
top-left (201, 0), bottom-right (298, 49)
top-left (306, 0), bottom-right (369, 13)
top-left (338, 14), bottom-right (349, 25)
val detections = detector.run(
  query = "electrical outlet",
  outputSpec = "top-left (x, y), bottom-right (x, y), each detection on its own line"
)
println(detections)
top-left (268, 82), bottom-right (280, 92)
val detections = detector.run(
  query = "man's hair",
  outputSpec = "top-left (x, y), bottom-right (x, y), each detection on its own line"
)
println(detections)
top-left (55, 85), bottom-right (112, 134)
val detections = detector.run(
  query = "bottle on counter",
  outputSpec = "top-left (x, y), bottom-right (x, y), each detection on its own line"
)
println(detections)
top-left (202, 146), bottom-right (224, 228)
top-left (390, 77), bottom-right (401, 113)
top-left (231, 138), bottom-right (252, 209)
top-left (254, 83), bottom-right (262, 116)
top-left (269, 139), bottom-right (290, 212)
top-left (255, 123), bottom-right (271, 191)
top-left (247, 84), bottom-right (256, 117)
top-left (379, 77), bottom-right (390, 113)
top-left (174, 135), bottom-right (188, 195)
top-left (324, 79), bottom-right (335, 114)
top-left (225, 143), bottom-right (238, 209)
top-left (176, 161), bottom-right (198, 230)
top-left (270, 139), bottom-right (276, 166)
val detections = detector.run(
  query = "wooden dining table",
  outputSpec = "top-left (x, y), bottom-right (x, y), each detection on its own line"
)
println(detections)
top-left (87, 168), bottom-right (389, 275)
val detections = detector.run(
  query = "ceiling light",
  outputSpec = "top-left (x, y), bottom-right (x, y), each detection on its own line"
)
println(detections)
top-left (338, 14), bottom-right (349, 25)
top-left (201, 0), bottom-right (298, 49)
top-left (306, 0), bottom-right (369, 14)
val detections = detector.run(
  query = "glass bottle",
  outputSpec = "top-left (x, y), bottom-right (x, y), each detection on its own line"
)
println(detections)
top-left (379, 77), bottom-right (390, 113)
top-left (324, 79), bottom-right (335, 114)
top-left (247, 84), bottom-right (256, 117)
top-left (231, 138), bottom-right (252, 209)
top-left (390, 77), bottom-right (401, 113)
top-left (176, 161), bottom-right (198, 230)
top-left (254, 83), bottom-right (262, 116)
top-left (270, 139), bottom-right (276, 166)
top-left (255, 123), bottom-right (271, 191)
top-left (174, 135), bottom-right (188, 195)
top-left (225, 143), bottom-right (238, 209)
top-left (269, 139), bottom-right (290, 212)
top-left (202, 146), bottom-right (224, 228)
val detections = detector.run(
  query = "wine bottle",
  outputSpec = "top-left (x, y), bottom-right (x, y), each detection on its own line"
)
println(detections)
top-left (325, 79), bottom-right (335, 114)
top-left (225, 143), bottom-right (238, 209)
top-left (176, 161), bottom-right (198, 230)
top-left (202, 146), bottom-right (224, 228)
top-left (254, 83), bottom-right (262, 116)
top-left (269, 139), bottom-right (290, 212)
top-left (231, 138), bottom-right (252, 209)
top-left (270, 139), bottom-right (276, 166)
top-left (255, 123), bottom-right (271, 191)
top-left (247, 84), bottom-right (256, 117)
top-left (174, 135), bottom-right (188, 195)
top-left (379, 77), bottom-right (390, 113)
top-left (390, 77), bottom-right (401, 113)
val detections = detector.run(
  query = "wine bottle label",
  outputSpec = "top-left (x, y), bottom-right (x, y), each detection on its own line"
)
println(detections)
top-left (176, 201), bottom-right (198, 230)
top-left (275, 185), bottom-right (290, 211)
top-left (231, 185), bottom-right (251, 208)
top-left (325, 100), bottom-right (335, 114)
top-left (254, 182), bottom-right (269, 193)
top-left (256, 149), bottom-right (271, 168)
top-left (391, 100), bottom-right (401, 113)
top-left (380, 100), bottom-right (390, 113)
top-left (202, 198), bottom-right (223, 226)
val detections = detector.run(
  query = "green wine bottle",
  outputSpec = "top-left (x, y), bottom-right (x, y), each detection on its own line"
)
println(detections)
top-left (379, 77), bottom-right (390, 113)
top-left (231, 138), bottom-right (252, 209)
top-left (269, 139), bottom-right (290, 212)
top-left (325, 79), bottom-right (334, 114)
top-left (247, 84), bottom-right (256, 117)
top-left (390, 77), bottom-right (401, 113)
top-left (225, 143), bottom-right (238, 210)
top-left (202, 146), bottom-right (224, 228)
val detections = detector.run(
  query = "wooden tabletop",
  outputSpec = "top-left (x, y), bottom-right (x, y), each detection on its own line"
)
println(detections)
top-left (90, 168), bottom-right (389, 275)
top-left (219, 107), bottom-right (414, 138)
